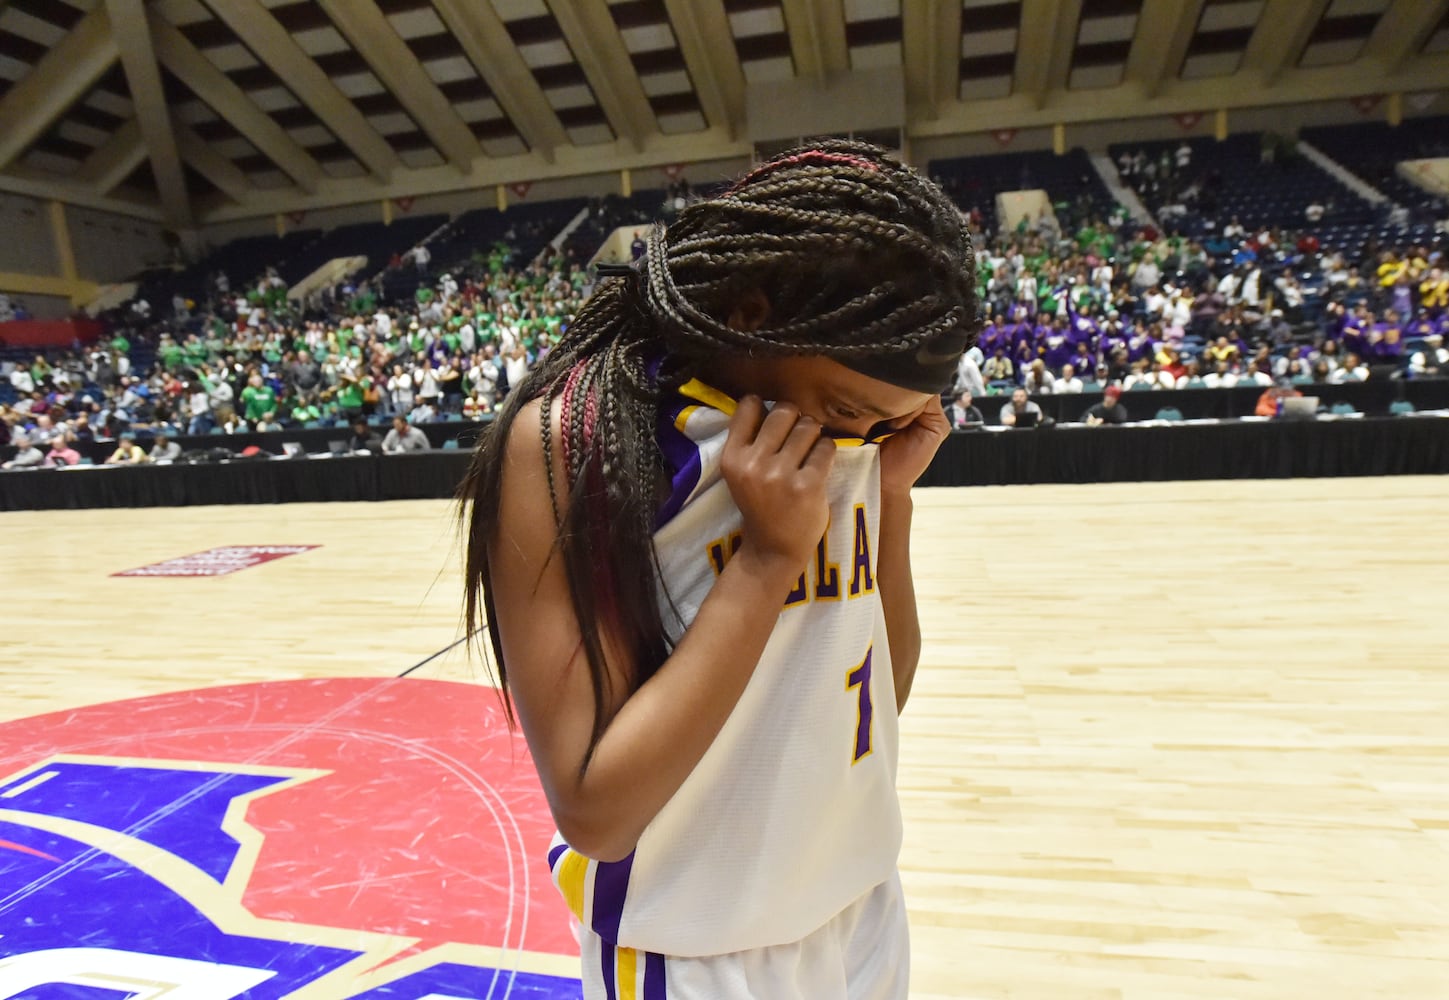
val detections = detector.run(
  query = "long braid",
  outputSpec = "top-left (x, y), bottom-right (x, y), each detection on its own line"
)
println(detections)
top-left (460, 140), bottom-right (978, 767)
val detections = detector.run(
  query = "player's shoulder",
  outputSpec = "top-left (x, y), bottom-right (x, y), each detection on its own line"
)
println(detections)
top-left (497, 396), bottom-right (569, 519)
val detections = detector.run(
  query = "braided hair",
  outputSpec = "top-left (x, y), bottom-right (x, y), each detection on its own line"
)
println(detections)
top-left (460, 140), bottom-right (978, 769)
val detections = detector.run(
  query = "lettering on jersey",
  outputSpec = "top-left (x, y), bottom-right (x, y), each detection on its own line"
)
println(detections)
top-left (704, 507), bottom-right (873, 610)
top-left (784, 568), bottom-right (809, 608)
top-left (849, 504), bottom-right (875, 597)
top-left (814, 517), bottom-right (841, 602)
top-left (846, 646), bottom-right (875, 763)
top-left (705, 532), bottom-right (743, 576)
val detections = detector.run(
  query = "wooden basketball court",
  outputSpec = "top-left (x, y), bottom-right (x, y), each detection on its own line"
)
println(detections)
top-left (3, 476), bottom-right (1447, 997)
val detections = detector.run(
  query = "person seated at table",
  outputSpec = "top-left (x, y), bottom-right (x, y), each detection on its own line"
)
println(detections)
top-left (255, 411), bottom-right (284, 433)
top-left (381, 415), bottom-right (430, 454)
top-left (2, 433), bottom-right (43, 470)
top-left (43, 431), bottom-right (81, 467)
top-left (947, 390), bottom-right (984, 430)
top-left (999, 387), bottom-right (1043, 428)
top-left (149, 430), bottom-right (181, 462)
top-left (104, 431), bottom-right (150, 465)
top-left (347, 417), bottom-right (382, 453)
top-left (1256, 379), bottom-right (1303, 417)
top-left (1082, 385), bottom-right (1129, 426)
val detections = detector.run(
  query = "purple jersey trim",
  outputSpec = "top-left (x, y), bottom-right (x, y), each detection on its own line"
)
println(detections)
top-left (591, 849), bottom-right (637, 942)
top-left (547, 842), bottom-right (568, 872)
top-left (655, 399), bottom-right (703, 529)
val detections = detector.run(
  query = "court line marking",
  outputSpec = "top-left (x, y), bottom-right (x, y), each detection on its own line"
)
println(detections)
top-left (0, 771), bottom-right (58, 799)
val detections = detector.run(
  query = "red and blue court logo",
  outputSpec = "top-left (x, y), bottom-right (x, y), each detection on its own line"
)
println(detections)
top-left (0, 677), bottom-right (582, 997)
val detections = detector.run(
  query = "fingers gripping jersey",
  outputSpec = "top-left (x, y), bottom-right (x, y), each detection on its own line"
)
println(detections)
top-left (548, 380), bottom-right (903, 958)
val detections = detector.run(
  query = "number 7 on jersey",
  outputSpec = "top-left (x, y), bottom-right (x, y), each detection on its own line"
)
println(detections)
top-left (846, 646), bottom-right (874, 763)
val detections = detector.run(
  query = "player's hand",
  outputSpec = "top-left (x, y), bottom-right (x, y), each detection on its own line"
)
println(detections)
top-left (878, 399), bottom-right (950, 497)
top-left (722, 396), bottom-right (835, 576)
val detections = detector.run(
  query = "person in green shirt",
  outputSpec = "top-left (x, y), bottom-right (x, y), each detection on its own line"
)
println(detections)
top-left (157, 336), bottom-right (184, 371)
top-left (291, 401), bottom-right (322, 425)
top-left (333, 372), bottom-right (368, 419)
top-left (110, 333), bottom-right (131, 355)
top-left (240, 373), bottom-right (277, 425)
top-left (182, 335), bottom-right (209, 368)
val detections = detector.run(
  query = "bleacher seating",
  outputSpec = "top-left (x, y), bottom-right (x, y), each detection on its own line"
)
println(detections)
top-left (1301, 117), bottom-right (1449, 223)
top-left (1110, 134), bottom-right (1376, 233)
top-left (278, 214), bottom-right (445, 287)
top-left (563, 190), bottom-right (673, 262)
top-left (375, 198), bottom-right (584, 301)
top-left (928, 148), bottom-right (1115, 232)
top-left (128, 229), bottom-right (321, 312)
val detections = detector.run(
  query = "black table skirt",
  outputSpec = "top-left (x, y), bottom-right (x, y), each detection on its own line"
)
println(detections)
top-left (916, 416), bottom-right (1449, 487)
top-left (31, 377), bottom-right (1449, 470)
top-left (3, 418), bottom-right (1447, 511)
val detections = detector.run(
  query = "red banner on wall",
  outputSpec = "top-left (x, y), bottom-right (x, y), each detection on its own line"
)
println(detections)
top-left (509, 181), bottom-right (532, 199)
top-left (1174, 112), bottom-right (1203, 130)
top-left (0, 319), bottom-right (105, 348)
top-left (394, 196), bottom-right (414, 213)
top-left (663, 163), bottom-right (684, 179)
top-left (286, 210), bottom-right (307, 225)
top-left (991, 129), bottom-right (1016, 147)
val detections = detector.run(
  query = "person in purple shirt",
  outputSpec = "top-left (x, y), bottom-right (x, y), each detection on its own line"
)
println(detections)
top-left (978, 316), bottom-right (1005, 357)
top-left (1069, 339), bottom-right (1098, 377)
top-left (1407, 315), bottom-right (1437, 340)
top-left (1126, 321), bottom-right (1155, 364)
top-left (1097, 312), bottom-right (1126, 354)
top-left (1367, 311), bottom-right (1404, 362)
top-left (1390, 276), bottom-right (1414, 319)
top-left (1338, 306), bottom-right (1370, 358)
top-left (1013, 335), bottom-right (1037, 377)
top-left (1042, 318), bottom-right (1074, 370)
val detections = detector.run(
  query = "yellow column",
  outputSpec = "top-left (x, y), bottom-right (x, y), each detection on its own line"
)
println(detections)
top-left (1052, 123), bottom-right (1066, 155)
top-left (382, 198), bottom-right (394, 225)
top-left (1214, 108), bottom-right (1228, 141)
top-left (48, 200), bottom-right (77, 284)
top-left (496, 184), bottom-right (508, 212)
top-left (276, 213), bottom-right (287, 238)
top-left (1387, 92), bottom-right (1403, 127)
top-left (621, 168), bottom-right (632, 197)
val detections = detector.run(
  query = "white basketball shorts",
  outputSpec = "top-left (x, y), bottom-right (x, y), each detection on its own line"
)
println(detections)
top-left (576, 873), bottom-right (909, 1000)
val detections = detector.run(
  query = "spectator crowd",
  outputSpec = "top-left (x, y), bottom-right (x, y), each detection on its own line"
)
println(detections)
top-left (2, 237), bottom-right (593, 464)
top-left (3, 164), bottom-right (1448, 469)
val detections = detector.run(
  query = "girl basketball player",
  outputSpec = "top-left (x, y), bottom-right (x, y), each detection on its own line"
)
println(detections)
top-left (460, 141), bottom-right (978, 998)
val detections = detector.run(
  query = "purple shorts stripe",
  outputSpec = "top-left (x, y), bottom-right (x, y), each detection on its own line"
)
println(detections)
top-left (590, 849), bottom-right (636, 942)
top-left (547, 842), bottom-right (568, 872)
top-left (601, 940), bottom-right (618, 1000)
top-left (643, 950), bottom-right (667, 1000)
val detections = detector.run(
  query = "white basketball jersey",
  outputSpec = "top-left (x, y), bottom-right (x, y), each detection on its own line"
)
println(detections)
top-left (548, 378), bottom-right (903, 958)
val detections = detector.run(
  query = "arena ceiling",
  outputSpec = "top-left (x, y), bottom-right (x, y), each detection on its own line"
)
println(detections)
top-left (0, 0), bottom-right (1446, 228)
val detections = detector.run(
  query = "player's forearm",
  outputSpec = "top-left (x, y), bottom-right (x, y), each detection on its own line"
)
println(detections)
top-left (557, 547), bottom-right (801, 862)
top-left (877, 490), bottom-right (921, 713)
